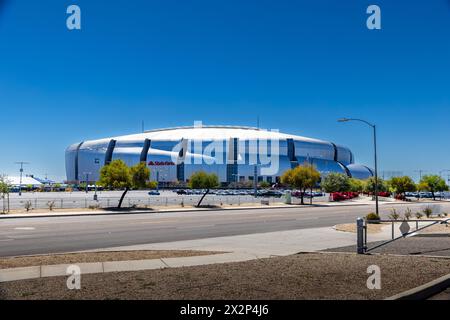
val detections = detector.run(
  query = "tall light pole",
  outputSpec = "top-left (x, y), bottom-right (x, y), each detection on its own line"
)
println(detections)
top-left (156, 170), bottom-right (160, 191)
top-left (15, 162), bottom-right (30, 196)
top-left (253, 164), bottom-right (258, 197)
top-left (338, 118), bottom-right (379, 216)
top-left (82, 172), bottom-right (91, 194)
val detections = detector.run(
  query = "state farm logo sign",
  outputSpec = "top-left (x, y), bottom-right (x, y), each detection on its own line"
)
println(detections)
top-left (148, 161), bottom-right (176, 166)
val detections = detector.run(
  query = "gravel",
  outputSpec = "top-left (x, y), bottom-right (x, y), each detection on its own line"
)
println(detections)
top-left (1, 252), bottom-right (450, 300)
top-left (329, 234), bottom-right (450, 257)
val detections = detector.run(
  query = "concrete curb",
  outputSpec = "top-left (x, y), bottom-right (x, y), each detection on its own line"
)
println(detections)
top-left (386, 273), bottom-right (450, 300)
top-left (0, 252), bottom-right (260, 283)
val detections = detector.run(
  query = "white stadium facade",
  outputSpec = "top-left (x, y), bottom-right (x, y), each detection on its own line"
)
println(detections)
top-left (65, 125), bottom-right (373, 185)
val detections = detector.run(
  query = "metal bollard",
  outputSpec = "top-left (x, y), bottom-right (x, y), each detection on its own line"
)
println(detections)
top-left (357, 217), bottom-right (365, 254)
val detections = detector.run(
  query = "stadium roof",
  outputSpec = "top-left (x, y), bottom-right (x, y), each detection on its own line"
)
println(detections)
top-left (4, 176), bottom-right (43, 186)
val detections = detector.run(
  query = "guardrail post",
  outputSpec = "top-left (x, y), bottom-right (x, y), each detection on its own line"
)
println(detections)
top-left (392, 221), bottom-right (394, 239)
top-left (357, 217), bottom-right (365, 254)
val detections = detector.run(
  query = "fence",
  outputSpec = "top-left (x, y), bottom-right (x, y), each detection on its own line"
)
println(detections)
top-left (7, 195), bottom-right (292, 211)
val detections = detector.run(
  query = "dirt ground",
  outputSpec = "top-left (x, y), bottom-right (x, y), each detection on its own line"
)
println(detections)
top-left (336, 218), bottom-right (450, 235)
top-left (335, 223), bottom-right (385, 234)
top-left (1, 252), bottom-right (450, 300)
top-left (0, 250), bottom-right (220, 269)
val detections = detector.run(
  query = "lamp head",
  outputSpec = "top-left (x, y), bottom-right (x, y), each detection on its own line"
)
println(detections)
top-left (338, 118), bottom-right (349, 123)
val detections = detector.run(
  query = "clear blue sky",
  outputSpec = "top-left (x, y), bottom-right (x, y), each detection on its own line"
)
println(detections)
top-left (1, 0), bottom-right (450, 181)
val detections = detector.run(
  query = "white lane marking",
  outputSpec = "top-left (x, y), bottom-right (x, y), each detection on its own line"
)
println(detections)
top-left (0, 239), bottom-right (14, 242)
top-left (176, 225), bottom-right (216, 229)
top-left (14, 227), bottom-right (35, 231)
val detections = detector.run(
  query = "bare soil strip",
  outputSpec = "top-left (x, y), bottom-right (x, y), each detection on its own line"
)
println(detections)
top-left (1, 252), bottom-right (449, 300)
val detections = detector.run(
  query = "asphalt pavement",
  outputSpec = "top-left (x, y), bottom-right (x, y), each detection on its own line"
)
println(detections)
top-left (2, 202), bottom-right (450, 257)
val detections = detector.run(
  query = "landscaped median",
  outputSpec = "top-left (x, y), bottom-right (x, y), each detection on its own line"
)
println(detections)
top-left (1, 252), bottom-right (450, 300)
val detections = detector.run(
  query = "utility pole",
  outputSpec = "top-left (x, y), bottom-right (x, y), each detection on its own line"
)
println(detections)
top-left (414, 170), bottom-right (426, 182)
top-left (15, 162), bottom-right (29, 196)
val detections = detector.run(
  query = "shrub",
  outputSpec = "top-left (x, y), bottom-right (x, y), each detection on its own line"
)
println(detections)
top-left (423, 206), bottom-right (433, 218)
top-left (47, 201), bottom-right (55, 211)
top-left (388, 208), bottom-right (400, 220)
top-left (404, 207), bottom-right (412, 220)
top-left (415, 211), bottom-right (423, 219)
top-left (366, 212), bottom-right (380, 223)
top-left (24, 201), bottom-right (33, 212)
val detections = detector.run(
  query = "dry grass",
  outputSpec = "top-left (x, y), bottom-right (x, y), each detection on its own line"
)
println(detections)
top-left (0, 250), bottom-right (221, 269)
top-left (1, 252), bottom-right (450, 300)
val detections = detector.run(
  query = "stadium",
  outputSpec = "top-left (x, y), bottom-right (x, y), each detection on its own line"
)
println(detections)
top-left (65, 125), bottom-right (373, 185)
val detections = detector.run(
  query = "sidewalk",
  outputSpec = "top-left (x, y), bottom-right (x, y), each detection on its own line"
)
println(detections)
top-left (0, 252), bottom-right (258, 283)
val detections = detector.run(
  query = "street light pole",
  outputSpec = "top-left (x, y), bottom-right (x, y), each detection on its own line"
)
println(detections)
top-left (82, 172), bottom-right (91, 194)
top-left (338, 118), bottom-right (379, 217)
top-left (254, 165), bottom-right (258, 198)
top-left (156, 170), bottom-right (160, 191)
top-left (373, 124), bottom-right (379, 217)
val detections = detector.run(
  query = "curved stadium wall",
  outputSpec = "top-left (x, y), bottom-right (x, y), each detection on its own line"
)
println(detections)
top-left (65, 126), bottom-right (373, 184)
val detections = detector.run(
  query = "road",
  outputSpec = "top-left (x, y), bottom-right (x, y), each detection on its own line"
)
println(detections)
top-left (1, 202), bottom-right (450, 257)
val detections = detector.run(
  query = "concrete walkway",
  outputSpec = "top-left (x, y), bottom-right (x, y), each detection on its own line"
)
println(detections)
top-left (88, 226), bottom-right (368, 256)
top-left (0, 252), bottom-right (260, 283)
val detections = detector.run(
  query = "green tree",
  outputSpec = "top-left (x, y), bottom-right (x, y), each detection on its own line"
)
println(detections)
top-left (387, 176), bottom-right (416, 197)
top-left (130, 162), bottom-right (151, 189)
top-left (321, 173), bottom-right (351, 193)
top-left (349, 178), bottom-right (366, 193)
top-left (0, 175), bottom-right (11, 213)
top-left (259, 181), bottom-right (271, 189)
top-left (98, 160), bottom-right (132, 208)
top-left (188, 171), bottom-right (219, 207)
top-left (99, 160), bottom-right (153, 208)
top-left (281, 164), bottom-right (321, 205)
top-left (418, 175), bottom-right (449, 200)
top-left (364, 177), bottom-right (387, 194)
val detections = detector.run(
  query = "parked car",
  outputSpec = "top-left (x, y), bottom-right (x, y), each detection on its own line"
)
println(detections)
top-left (148, 190), bottom-right (161, 196)
top-left (258, 190), bottom-right (283, 198)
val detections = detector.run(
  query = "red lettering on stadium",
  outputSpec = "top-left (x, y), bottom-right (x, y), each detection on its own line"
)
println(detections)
top-left (148, 161), bottom-right (175, 166)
